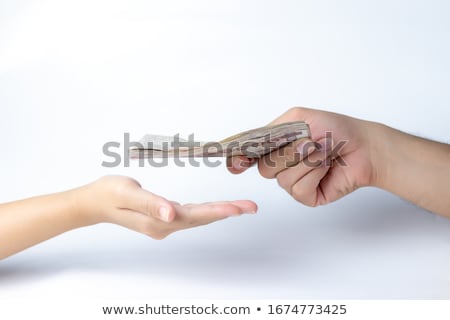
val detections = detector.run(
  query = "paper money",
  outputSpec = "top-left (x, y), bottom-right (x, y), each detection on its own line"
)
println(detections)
top-left (129, 121), bottom-right (310, 159)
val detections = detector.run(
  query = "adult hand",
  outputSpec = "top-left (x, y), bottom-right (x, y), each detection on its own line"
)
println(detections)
top-left (228, 107), bottom-right (379, 206)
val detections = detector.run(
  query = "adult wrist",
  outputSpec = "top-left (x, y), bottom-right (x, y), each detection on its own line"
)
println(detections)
top-left (364, 120), bottom-right (396, 189)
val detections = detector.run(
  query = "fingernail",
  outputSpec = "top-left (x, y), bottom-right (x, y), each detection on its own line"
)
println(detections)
top-left (242, 159), bottom-right (255, 168)
top-left (233, 158), bottom-right (251, 170)
top-left (158, 206), bottom-right (170, 222)
top-left (242, 206), bottom-right (258, 214)
top-left (232, 157), bottom-right (241, 169)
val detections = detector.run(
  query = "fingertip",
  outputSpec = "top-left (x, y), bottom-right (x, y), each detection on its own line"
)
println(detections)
top-left (251, 201), bottom-right (258, 214)
top-left (247, 201), bottom-right (258, 214)
top-left (227, 166), bottom-right (244, 175)
top-left (226, 156), bottom-right (253, 174)
top-left (166, 205), bottom-right (176, 222)
top-left (158, 203), bottom-right (176, 222)
top-left (231, 200), bottom-right (258, 214)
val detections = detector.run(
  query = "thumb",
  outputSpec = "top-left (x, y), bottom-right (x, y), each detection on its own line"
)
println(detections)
top-left (122, 187), bottom-right (176, 223)
top-left (226, 156), bottom-right (256, 174)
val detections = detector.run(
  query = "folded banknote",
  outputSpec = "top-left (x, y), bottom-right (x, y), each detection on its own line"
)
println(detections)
top-left (129, 121), bottom-right (310, 159)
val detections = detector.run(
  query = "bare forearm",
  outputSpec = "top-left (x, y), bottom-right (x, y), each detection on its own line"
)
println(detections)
top-left (0, 190), bottom-right (86, 259)
top-left (371, 123), bottom-right (450, 217)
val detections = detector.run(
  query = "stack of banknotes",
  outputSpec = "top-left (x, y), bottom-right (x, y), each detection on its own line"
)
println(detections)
top-left (129, 121), bottom-right (310, 159)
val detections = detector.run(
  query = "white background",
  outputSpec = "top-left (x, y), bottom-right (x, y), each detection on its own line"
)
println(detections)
top-left (0, 0), bottom-right (449, 299)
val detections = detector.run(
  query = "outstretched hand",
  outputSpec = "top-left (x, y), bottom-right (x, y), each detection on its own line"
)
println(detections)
top-left (76, 175), bottom-right (258, 239)
top-left (0, 175), bottom-right (257, 259)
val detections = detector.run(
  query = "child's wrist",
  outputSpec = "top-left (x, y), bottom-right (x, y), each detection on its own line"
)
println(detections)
top-left (66, 185), bottom-right (100, 227)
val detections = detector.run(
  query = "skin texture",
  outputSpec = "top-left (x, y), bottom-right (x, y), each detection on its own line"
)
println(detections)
top-left (228, 107), bottom-right (450, 218)
top-left (0, 175), bottom-right (257, 259)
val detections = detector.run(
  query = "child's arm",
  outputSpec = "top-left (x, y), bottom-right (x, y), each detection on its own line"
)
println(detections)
top-left (0, 175), bottom-right (257, 259)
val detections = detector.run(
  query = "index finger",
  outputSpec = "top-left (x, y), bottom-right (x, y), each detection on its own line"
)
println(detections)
top-left (226, 156), bottom-right (257, 174)
top-left (173, 200), bottom-right (258, 228)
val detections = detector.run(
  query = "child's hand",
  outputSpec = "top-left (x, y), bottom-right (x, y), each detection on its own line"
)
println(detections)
top-left (0, 175), bottom-right (257, 259)
top-left (75, 175), bottom-right (257, 240)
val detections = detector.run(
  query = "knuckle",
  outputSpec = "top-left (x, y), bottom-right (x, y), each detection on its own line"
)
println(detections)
top-left (257, 162), bottom-right (272, 179)
top-left (291, 183), bottom-right (317, 207)
top-left (258, 157), bottom-right (277, 179)
top-left (108, 176), bottom-right (139, 198)
top-left (290, 182), bottom-right (304, 199)
top-left (287, 106), bottom-right (306, 119)
top-left (110, 183), bottom-right (126, 198)
top-left (276, 176), bottom-right (290, 192)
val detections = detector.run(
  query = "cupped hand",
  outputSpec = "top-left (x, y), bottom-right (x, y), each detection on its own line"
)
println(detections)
top-left (76, 175), bottom-right (257, 239)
